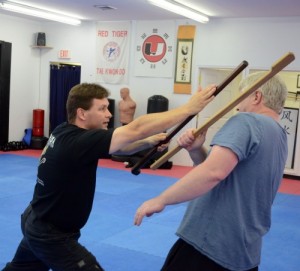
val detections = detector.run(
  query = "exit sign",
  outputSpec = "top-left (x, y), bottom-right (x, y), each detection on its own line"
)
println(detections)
top-left (58, 50), bottom-right (71, 59)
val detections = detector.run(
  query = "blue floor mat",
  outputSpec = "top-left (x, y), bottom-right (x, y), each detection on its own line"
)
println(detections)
top-left (0, 154), bottom-right (299, 270)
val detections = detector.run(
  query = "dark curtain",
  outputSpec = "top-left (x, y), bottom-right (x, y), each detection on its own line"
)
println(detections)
top-left (49, 64), bottom-right (81, 133)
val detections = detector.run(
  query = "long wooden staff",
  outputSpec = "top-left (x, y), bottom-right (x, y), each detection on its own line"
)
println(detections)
top-left (131, 60), bottom-right (249, 175)
top-left (151, 52), bottom-right (295, 170)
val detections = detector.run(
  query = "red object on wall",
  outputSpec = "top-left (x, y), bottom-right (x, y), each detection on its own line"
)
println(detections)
top-left (32, 109), bottom-right (44, 137)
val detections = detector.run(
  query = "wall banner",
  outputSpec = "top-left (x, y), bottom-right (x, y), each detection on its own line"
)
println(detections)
top-left (279, 107), bottom-right (299, 169)
top-left (134, 21), bottom-right (175, 78)
top-left (174, 25), bottom-right (196, 94)
top-left (96, 21), bottom-right (131, 84)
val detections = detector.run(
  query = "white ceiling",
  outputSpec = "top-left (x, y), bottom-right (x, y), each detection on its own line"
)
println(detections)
top-left (2, 0), bottom-right (300, 23)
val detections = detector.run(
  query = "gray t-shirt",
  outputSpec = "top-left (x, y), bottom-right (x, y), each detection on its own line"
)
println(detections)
top-left (177, 113), bottom-right (287, 271)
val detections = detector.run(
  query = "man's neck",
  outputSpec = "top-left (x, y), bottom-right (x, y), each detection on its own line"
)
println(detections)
top-left (256, 107), bottom-right (279, 122)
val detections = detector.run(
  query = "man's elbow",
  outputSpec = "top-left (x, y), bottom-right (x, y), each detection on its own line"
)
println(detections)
top-left (210, 169), bottom-right (228, 183)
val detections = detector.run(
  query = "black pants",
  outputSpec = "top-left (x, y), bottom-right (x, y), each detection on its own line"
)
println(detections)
top-left (2, 205), bottom-right (104, 271)
top-left (161, 238), bottom-right (259, 271)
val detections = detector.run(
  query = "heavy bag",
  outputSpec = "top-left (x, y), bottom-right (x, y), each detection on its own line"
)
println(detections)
top-left (32, 109), bottom-right (44, 137)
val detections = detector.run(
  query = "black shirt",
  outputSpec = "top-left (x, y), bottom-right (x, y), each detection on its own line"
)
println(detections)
top-left (31, 123), bottom-right (114, 231)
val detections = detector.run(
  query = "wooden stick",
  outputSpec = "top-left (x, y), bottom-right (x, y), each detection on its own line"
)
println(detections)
top-left (150, 52), bottom-right (295, 170)
top-left (131, 60), bottom-right (248, 175)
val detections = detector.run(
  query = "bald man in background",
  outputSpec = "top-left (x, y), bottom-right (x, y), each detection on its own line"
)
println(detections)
top-left (118, 87), bottom-right (136, 125)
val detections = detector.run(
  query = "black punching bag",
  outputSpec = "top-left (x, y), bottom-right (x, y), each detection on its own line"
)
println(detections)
top-left (147, 95), bottom-right (169, 113)
top-left (146, 95), bottom-right (172, 169)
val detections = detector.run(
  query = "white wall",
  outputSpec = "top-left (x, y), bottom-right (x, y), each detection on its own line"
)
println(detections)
top-left (1, 13), bottom-right (300, 169)
top-left (0, 14), bottom-right (42, 139)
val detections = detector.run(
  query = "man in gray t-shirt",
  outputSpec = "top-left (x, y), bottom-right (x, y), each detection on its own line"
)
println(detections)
top-left (134, 72), bottom-right (288, 271)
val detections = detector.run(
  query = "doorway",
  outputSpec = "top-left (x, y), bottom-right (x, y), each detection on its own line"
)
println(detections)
top-left (0, 41), bottom-right (12, 146)
top-left (49, 62), bottom-right (81, 133)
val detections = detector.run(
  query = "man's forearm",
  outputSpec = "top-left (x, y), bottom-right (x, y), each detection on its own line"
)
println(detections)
top-left (158, 164), bottom-right (221, 206)
top-left (128, 106), bottom-right (190, 139)
top-left (127, 85), bottom-right (216, 139)
top-left (114, 139), bottom-right (151, 155)
top-left (158, 146), bottom-right (237, 206)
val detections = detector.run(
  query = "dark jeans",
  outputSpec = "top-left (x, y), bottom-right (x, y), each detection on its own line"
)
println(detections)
top-left (2, 205), bottom-right (104, 271)
top-left (161, 238), bottom-right (259, 271)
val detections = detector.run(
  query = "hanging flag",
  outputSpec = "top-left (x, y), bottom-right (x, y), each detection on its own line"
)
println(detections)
top-left (134, 21), bottom-right (175, 78)
top-left (96, 21), bottom-right (131, 84)
top-left (174, 25), bottom-right (196, 94)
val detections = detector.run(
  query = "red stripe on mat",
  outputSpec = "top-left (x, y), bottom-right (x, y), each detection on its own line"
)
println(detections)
top-left (0, 149), bottom-right (42, 158)
top-left (1, 149), bottom-right (300, 195)
top-left (280, 178), bottom-right (300, 195)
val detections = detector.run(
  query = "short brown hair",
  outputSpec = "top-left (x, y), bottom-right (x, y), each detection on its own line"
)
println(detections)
top-left (66, 83), bottom-right (110, 123)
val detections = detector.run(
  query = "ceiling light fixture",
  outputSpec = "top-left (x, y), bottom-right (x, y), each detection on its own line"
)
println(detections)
top-left (93, 5), bottom-right (117, 11)
top-left (0, 0), bottom-right (81, 26)
top-left (148, 0), bottom-right (209, 23)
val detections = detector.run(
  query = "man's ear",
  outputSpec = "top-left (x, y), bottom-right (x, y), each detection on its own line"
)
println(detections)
top-left (254, 90), bottom-right (263, 104)
top-left (77, 108), bottom-right (86, 120)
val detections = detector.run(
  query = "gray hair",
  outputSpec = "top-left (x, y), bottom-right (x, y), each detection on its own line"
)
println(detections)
top-left (239, 72), bottom-right (287, 114)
